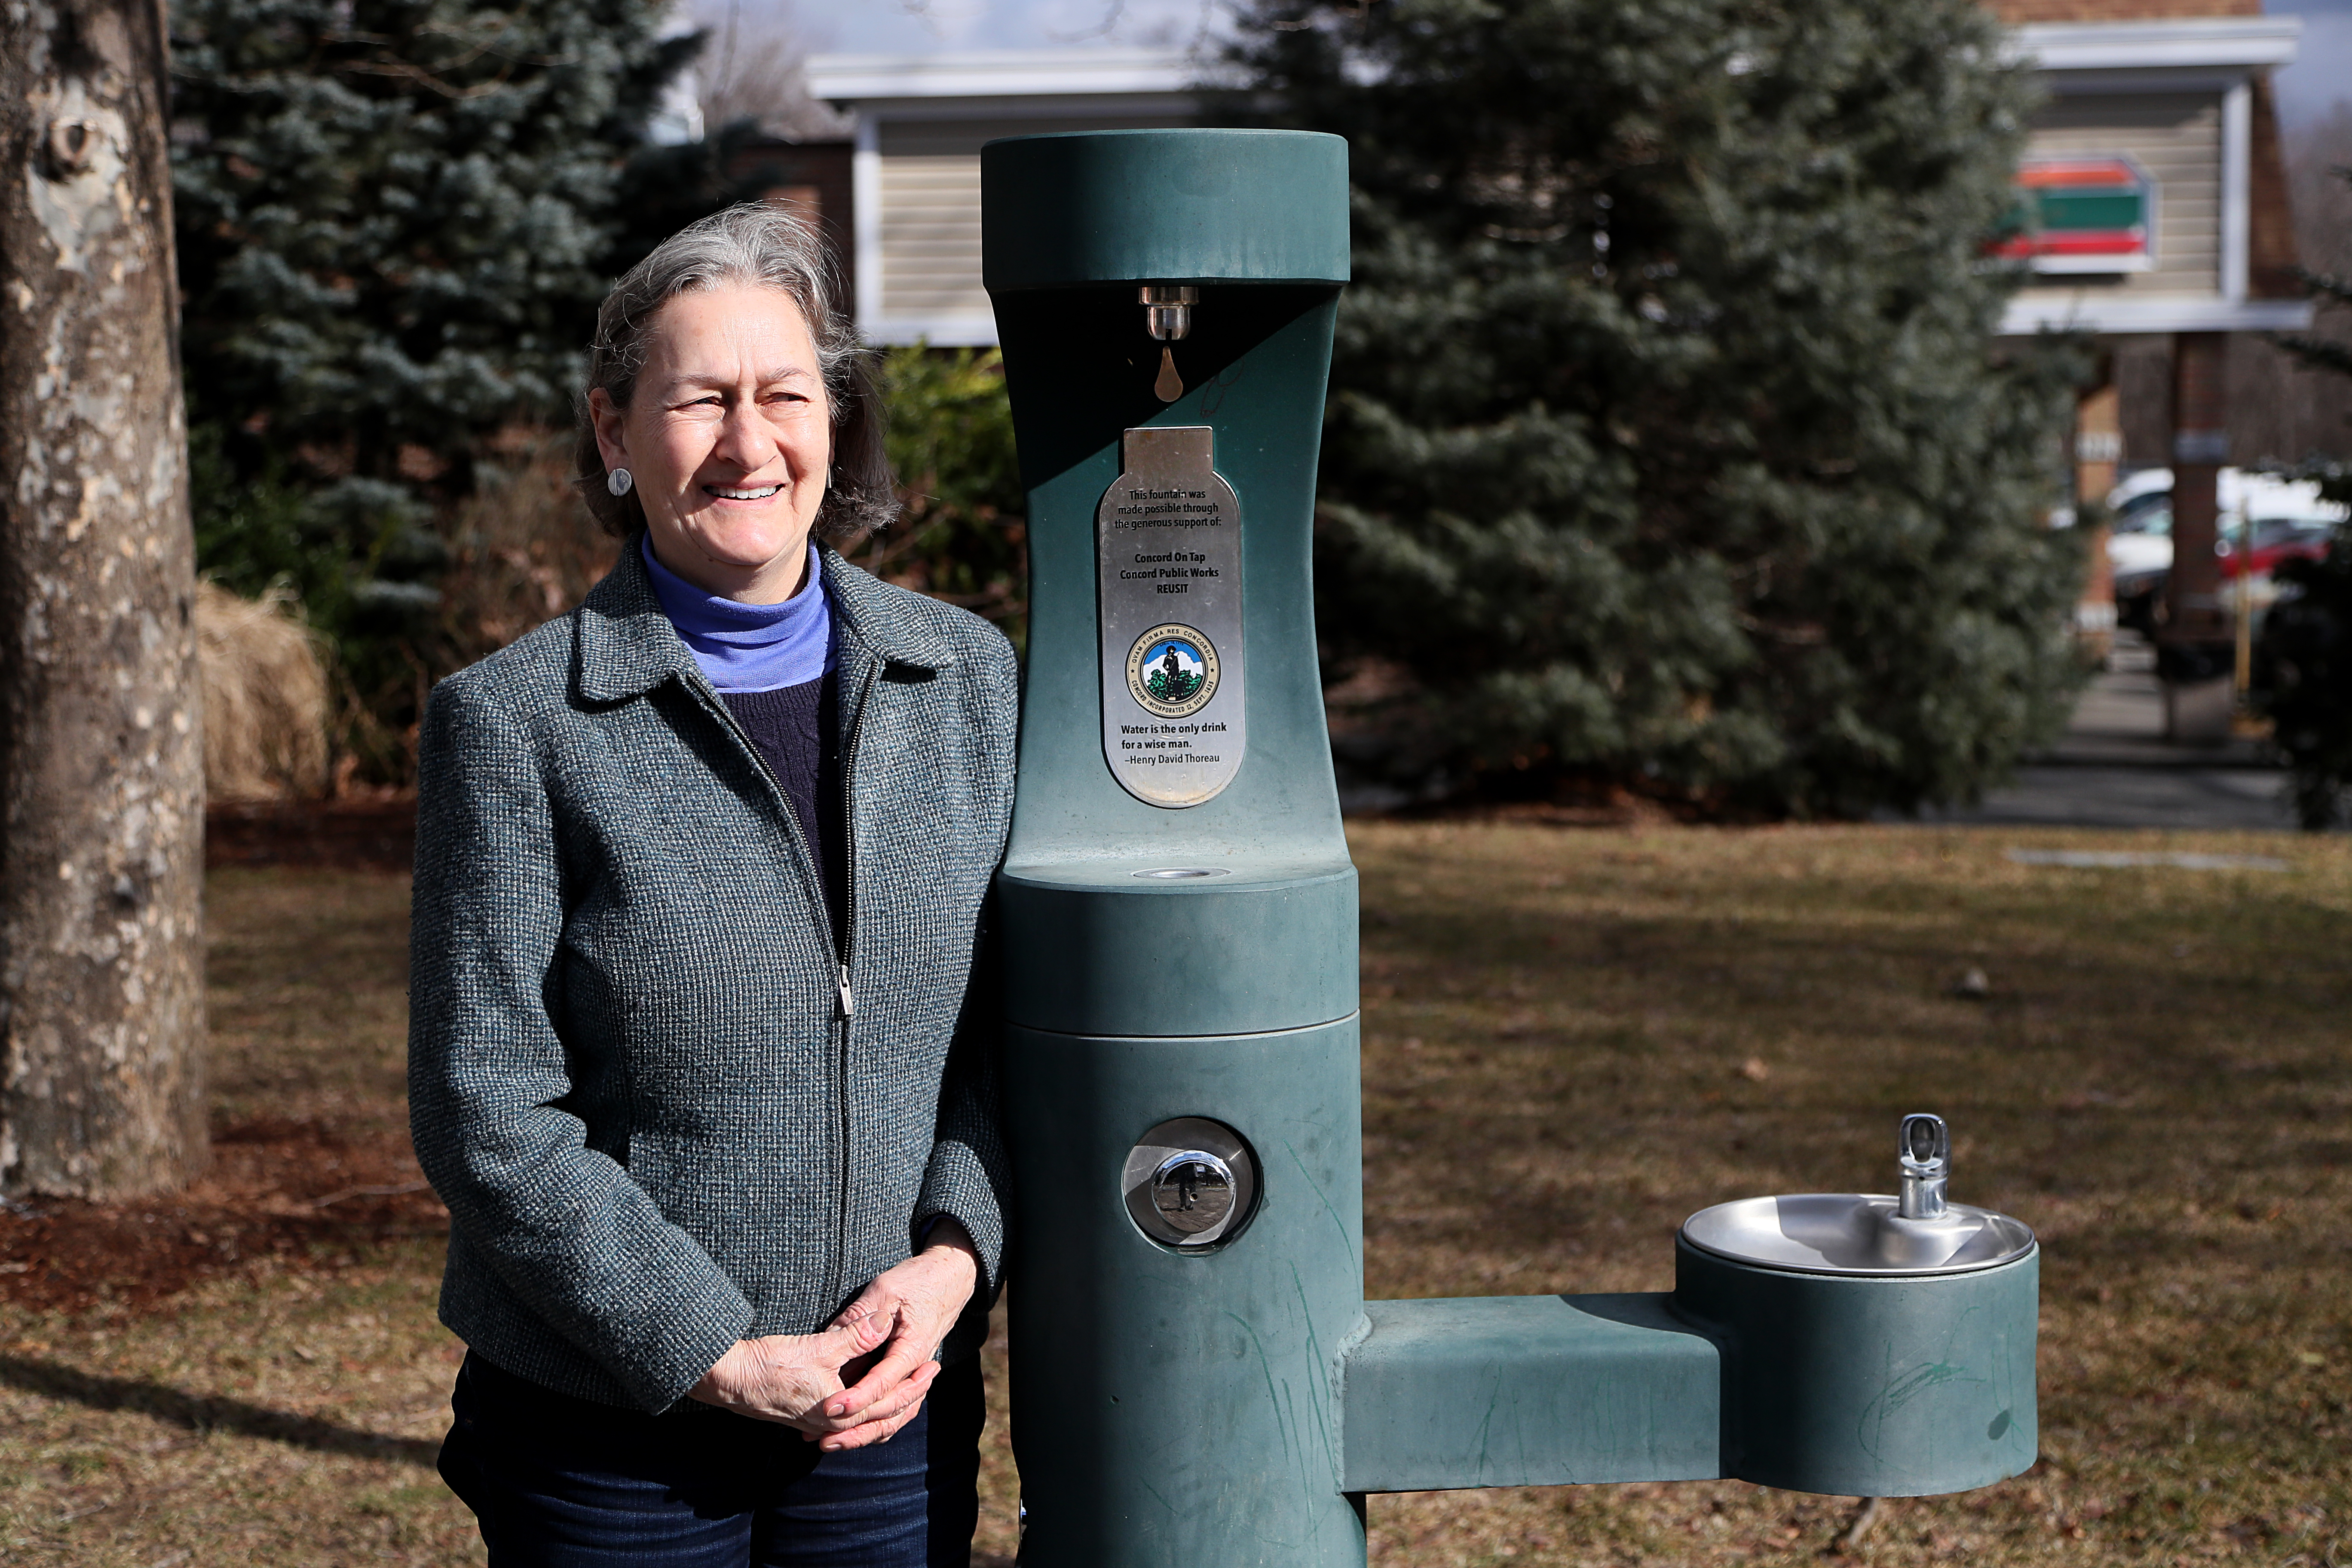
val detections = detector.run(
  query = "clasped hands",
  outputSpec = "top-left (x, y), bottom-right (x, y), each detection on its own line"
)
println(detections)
top-left (688, 1217), bottom-right (980, 1452)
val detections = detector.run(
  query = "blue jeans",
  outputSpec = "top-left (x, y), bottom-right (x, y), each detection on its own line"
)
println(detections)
top-left (437, 1351), bottom-right (985, 1567)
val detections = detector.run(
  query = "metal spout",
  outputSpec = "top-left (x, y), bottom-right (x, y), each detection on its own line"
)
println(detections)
top-left (1897, 1112), bottom-right (1951, 1220)
top-left (1141, 284), bottom-right (1197, 341)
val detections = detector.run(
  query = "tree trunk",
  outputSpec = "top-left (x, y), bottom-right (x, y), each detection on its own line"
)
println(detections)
top-left (0, 0), bottom-right (206, 1196)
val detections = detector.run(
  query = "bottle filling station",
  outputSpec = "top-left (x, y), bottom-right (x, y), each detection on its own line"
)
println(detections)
top-left (983, 128), bottom-right (2039, 1568)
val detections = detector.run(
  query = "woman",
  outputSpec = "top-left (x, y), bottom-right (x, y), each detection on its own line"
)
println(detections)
top-left (408, 204), bottom-right (1017, 1566)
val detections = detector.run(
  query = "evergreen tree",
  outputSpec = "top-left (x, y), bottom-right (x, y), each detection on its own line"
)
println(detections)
top-left (168, 0), bottom-right (705, 767)
top-left (2276, 173), bottom-right (2352, 398)
top-left (1231, 0), bottom-right (2086, 817)
top-left (171, 0), bottom-right (695, 481)
top-left (606, 118), bottom-right (817, 280)
top-left (2255, 163), bottom-right (2352, 829)
top-left (2258, 544), bottom-right (2352, 830)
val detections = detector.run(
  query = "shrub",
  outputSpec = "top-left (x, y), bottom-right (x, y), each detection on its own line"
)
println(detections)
top-left (859, 345), bottom-right (1028, 648)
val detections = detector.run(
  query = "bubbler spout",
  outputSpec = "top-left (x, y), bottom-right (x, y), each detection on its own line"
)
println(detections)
top-left (1141, 285), bottom-right (1197, 401)
top-left (1140, 284), bottom-right (1197, 340)
top-left (1898, 1112), bottom-right (1951, 1220)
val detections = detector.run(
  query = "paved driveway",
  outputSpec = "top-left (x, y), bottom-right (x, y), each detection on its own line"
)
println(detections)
top-left (1905, 635), bottom-right (2312, 832)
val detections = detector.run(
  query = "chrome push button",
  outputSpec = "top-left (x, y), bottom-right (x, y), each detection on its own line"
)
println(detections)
top-left (1123, 1117), bottom-right (1256, 1248)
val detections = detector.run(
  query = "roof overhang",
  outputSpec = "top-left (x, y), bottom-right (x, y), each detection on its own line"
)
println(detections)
top-left (2011, 17), bottom-right (2301, 75)
top-left (2000, 294), bottom-right (2314, 337)
top-left (806, 48), bottom-right (1198, 107)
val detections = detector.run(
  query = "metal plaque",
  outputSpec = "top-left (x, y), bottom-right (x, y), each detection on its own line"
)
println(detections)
top-left (1097, 426), bottom-right (1244, 807)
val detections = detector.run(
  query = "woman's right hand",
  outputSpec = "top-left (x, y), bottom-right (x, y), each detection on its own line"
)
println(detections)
top-left (687, 1315), bottom-right (934, 1437)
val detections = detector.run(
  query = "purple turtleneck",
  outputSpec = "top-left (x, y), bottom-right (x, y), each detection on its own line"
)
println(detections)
top-left (640, 533), bottom-right (844, 945)
top-left (638, 533), bottom-right (835, 693)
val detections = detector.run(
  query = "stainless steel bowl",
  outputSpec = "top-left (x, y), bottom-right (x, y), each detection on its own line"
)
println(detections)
top-left (1681, 1192), bottom-right (2037, 1277)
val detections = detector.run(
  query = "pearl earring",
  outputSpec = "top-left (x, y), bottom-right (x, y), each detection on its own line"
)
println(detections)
top-left (607, 467), bottom-right (634, 497)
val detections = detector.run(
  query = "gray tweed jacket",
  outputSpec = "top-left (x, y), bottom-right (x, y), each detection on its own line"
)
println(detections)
top-left (407, 544), bottom-right (1017, 1414)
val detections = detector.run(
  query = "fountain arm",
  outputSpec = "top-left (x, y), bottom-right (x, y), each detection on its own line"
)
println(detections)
top-left (1337, 1294), bottom-right (1723, 1493)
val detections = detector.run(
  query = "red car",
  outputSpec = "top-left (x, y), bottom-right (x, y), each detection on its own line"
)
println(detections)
top-left (2217, 515), bottom-right (2338, 580)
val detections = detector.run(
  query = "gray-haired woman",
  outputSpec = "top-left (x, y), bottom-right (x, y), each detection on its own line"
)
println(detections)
top-left (408, 203), bottom-right (1016, 1566)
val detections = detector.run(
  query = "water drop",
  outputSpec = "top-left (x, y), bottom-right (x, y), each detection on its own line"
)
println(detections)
top-left (1154, 346), bottom-right (1183, 403)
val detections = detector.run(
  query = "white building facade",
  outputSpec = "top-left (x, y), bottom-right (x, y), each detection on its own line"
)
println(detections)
top-left (806, 50), bottom-right (1200, 346)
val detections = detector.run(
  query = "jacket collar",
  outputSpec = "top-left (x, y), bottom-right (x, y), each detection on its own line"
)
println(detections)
top-left (817, 547), bottom-right (959, 673)
top-left (575, 539), bottom-right (956, 704)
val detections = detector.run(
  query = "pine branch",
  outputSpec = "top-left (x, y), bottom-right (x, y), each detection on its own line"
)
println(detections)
top-left (2277, 334), bottom-right (2352, 383)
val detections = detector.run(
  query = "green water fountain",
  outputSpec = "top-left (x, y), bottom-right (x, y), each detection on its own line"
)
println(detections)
top-left (983, 127), bottom-right (2039, 1568)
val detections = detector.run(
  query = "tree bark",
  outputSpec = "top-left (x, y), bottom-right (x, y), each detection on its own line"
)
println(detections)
top-left (0, 0), bottom-right (206, 1196)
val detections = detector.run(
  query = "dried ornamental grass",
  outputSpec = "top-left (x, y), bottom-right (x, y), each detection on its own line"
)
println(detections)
top-left (196, 580), bottom-right (331, 802)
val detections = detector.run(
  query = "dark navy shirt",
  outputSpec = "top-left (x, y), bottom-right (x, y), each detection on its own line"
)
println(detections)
top-left (636, 535), bottom-right (846, 950)
top-left (721, 677), bottom-right (845, 951)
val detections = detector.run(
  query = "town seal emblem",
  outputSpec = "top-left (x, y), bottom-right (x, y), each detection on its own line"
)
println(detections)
top-left (1125, 624), bottom-right (1220, 719)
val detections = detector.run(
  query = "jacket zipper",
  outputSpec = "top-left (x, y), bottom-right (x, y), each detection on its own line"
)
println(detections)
top-left (830, 661), bottom-right (879, 1309)
top-left (684, 659), bottom-right (877, 1311)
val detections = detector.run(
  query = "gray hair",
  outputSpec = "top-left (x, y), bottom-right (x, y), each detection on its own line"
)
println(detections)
top-left (575, 203), bottom-right (895, 543)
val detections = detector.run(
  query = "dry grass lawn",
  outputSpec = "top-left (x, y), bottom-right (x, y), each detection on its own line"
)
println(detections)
top-left (1, 821), bottom-right (2345, 1565)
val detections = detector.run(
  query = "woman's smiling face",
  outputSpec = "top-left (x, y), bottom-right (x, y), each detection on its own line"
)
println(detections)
top-left (591, 283), bottom-right (832, 604)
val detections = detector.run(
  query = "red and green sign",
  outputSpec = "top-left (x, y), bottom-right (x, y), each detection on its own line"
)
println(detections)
top-left (1991, 156), bottom-right (2155, 273)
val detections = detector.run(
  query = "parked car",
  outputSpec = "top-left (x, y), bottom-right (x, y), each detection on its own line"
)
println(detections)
top-left (2217, 514), bottom-right (2337, 579)
top-left (2108, 494), bottom-right (2171, 633)
top-left (2104, 469), bottom-right (2346, 634)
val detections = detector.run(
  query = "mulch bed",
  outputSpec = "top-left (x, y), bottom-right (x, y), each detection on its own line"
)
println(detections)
top-left (205, 799), bottom-right (417, 873)
top-left (0, 803), bottom-right (431, 1315)
top-left (0, 1118), bottom-right (446, 1314)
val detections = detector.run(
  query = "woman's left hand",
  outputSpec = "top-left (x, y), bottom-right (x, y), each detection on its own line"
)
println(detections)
top-left (814, 1218), bottom-right (981, 1452)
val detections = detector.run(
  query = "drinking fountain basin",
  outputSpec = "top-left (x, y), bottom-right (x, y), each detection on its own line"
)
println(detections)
top-left (1682, 1193), bottom-right (2037, 1276)
top-left (1669, 1114), bottom-right (2041, 1497)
